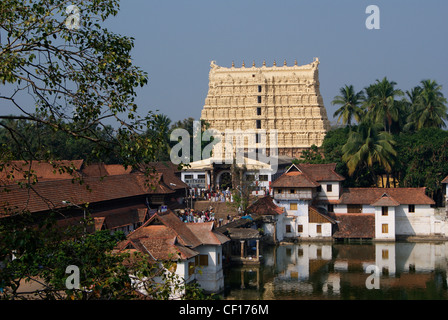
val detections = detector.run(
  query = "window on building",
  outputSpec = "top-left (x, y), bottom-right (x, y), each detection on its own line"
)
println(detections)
top-left (297, 224), bottom-right (303, 233)
top-left (327, 204), bottom-right (334, 213)
top-left (257, 96), bottom-right (262, 103)
top-left (199, 254), bottom-right (209, 266)
top-left (277, 189), bottom-right (282, 194)
top-left (326, 184), bottom-right (332, 192)
top-left (290, 203), bottom-right (298, 210)
top-left (198, 174), bottom-right (205, 179)
top-left (316, 225), bottom-right (322, 234)
top-left (409, 204), bottom-right (415, 213)
top-left (290, 189), bottom-right (295, 194)
top-left (382, 249), bottom-right (389, 259)
top-left (286, 224), bottom-right (291, 233)
top-left (382, 224), bottom-right (388, 234)
top-left (259, 175), bottom-right (268, 181)
top-left (347, 204), bottom-right (362, 213)
top-left (258, 85), bottom-right (262, 93)
top-left (257, 107), bottom-right (261, 115)
top-left (184, 174), bottom-right (193, 179)
top-left (317, 248), bottom-right (322, 257)
top-left (217, 253), bottom-right (221, 265)
top-left (256, 120), bottom-right (261, 129)
top-left (382, 206), bottom-right (388, 216)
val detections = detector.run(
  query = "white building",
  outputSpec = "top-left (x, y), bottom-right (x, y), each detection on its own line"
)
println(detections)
top-left (270, 163), bottom-right (441, 241)
top-left (271, 164), bottom-right (341, 239)
top-left (116, 210), bottom-right (229, 296)
top-left (180, 154), bottom-right (293, 194)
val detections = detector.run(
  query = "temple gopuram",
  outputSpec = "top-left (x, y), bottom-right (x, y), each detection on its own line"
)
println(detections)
top-left (200, 58), bottom-right (330, 158)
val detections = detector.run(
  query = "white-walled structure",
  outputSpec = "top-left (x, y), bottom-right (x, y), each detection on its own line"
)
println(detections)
top-left (269, 163), bottom-right (442, 241)
top-left (271, 164), bottom-right (341, 240)
top-left (117, 211), bottom-right (229, 296)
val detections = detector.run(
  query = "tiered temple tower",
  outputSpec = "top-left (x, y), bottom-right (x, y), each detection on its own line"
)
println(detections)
top-left (200, 58), bottom-right (330, 158)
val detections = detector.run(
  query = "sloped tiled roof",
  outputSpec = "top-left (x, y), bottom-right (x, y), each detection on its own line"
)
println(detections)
top-left (296, 163), bottom-right (345, 182)
top-left (308, 206), bottom-right (336, 224)
top-left (117, 225), bottom-right (198, 261)
top-left (118, 211), bottom-right (229, 261)
top-left (271, 171), bottom-right (320, 188)
top-left (54, 204), bottom-right (148, 231)
top-left (0, 173), bottom-right (175, 215)
top-left (271, 163), bottom-right (344, 188)
top-left (442, 175), bottom-right (448, 184)
top-left (339, 188), bottom-right (434, 205)
top-left (187, 222), bottom-right (230, 245)
top-left (370, 193), bottom-right (400, 207)
top-left (0, 160), bottom-right (84, 184)
top-left (330, 213), bottom-right (375, 239)
top-left (246, 196), bottom-right (284, 215)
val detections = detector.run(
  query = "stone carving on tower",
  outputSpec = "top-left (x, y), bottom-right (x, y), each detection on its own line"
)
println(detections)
top-left (200, 58), bottom-right (331, 158)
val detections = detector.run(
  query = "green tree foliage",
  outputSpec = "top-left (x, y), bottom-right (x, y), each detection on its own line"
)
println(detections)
top-left (332, 85), bottom-right (365, 127)
top-left (0, 214), bottom-right (209, 300)
top-left (406, 80), bottom-right (448, 131)
top-left (0, 0), bottom-right (207, 300)
top-left (342, 122), bottom-right (396, 186)
top-left (394, 128), bottom-right (448, 205)
top-left (0, 117), bottom-right (121, 163)
top-left (0, 0), bottom-right (165, 169)
top-left (363, 77), bottom-right (405, 134)
top-left (326, 77), bottom-right (448, 194)
top-left (169, 117), bottom-right (217, 163)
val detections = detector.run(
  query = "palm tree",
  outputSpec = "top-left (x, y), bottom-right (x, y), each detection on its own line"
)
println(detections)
top-left (332, 85), bottom-right (365, 127)
top-left (406, 79), bottom-right (448, 130)
top-left (363, 77), bottom-right (404, 133)
top-left (146, 113), bottom-right (172, 161)
top-left (342, 122), bottom-right (397, 185)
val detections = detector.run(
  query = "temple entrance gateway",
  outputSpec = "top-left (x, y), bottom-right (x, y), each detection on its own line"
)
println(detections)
top-left (217, 171), bottom-right (232, 190)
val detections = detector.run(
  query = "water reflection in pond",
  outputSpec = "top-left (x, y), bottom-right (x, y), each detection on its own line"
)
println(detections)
top-left (222, 242), bottom-right (448, 300)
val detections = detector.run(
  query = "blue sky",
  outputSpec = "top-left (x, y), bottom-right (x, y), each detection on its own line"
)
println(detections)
top-left (5, 1), bottom-right (448, 125)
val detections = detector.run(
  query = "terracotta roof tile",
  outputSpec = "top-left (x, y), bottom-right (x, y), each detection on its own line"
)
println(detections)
top-left (297, 163), bottom-right (345, 181)
top-left (271, 163), bottom-right (344, 188)
top-left (370, 193), bottom-right (400, 207)
top-left (0, 173), bottom-right (175, 215)
top-left (0, 160), bottom-right (83, 184)
top-left (330, 213), bottom-right (375, 239)
top-left (308, 206), bottom-right (336, 224)
top-left (246, 196), bottom-right (284, 215)
top-left (120, 211), bottom-right (229, 261)
top-left (271, 171), bottom-right (320, 188)
top-left (339, 188), bottom-right (434, 205)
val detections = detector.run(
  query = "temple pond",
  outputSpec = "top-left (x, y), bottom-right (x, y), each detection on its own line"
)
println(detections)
top-left (222, 241), bottom-right (448, 300)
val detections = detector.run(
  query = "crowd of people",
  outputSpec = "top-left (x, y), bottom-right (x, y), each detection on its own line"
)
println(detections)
top-left (188, 188), bottom-right (234, 203)
top-left (178, 209), bottom-right (215, 224)
top-left (177, 208), bottom-right (234, 227)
